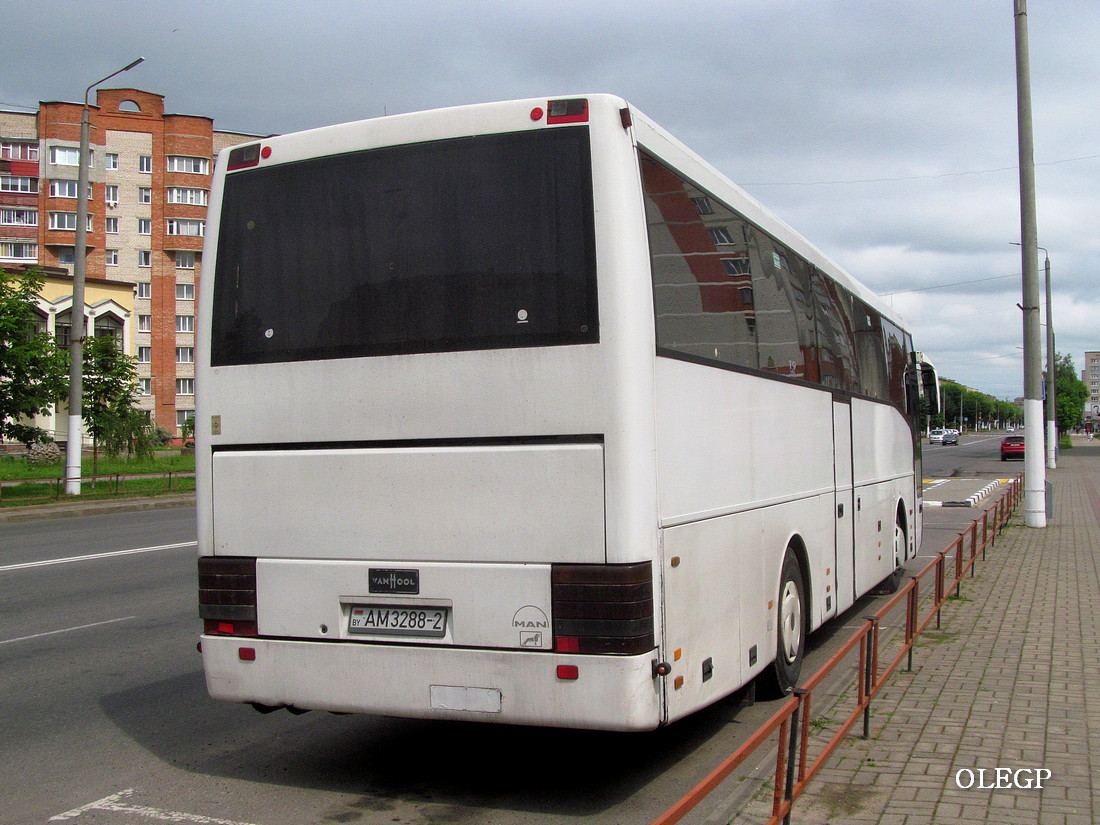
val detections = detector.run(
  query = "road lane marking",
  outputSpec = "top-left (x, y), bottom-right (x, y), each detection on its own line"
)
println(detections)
top-left (51, 788), bottom-right (263, 824)
top-left (0, 616), bottom-right (137, 646)
top-left (0, 541), bottom-right (196, 573)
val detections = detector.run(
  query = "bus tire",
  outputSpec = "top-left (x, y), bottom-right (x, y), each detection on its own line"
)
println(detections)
top-left (877, 512), bottom-right (907, 594)
top-left (759, 547), bottom-right (805, 697)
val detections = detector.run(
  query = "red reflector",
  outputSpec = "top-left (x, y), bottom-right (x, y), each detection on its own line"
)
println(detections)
top-left (530, 106), bottom-right (544, 122)
top-left (218, 621), bottom-right (234, 634)
top-left (239, 647), bottom-right (256, 661)
top-left (557, 665), bottom-right (579, 681)
top-left (547, 99), bottom-right (588, 124)
top-left (261, 146), bottom-right (272, 159)
top-left (556, 636), bottom-right (581, 653)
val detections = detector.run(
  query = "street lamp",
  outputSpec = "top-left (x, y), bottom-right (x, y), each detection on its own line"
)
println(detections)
top-left (65, 57), bottom-right (144, 495)
top-left (1013, 0), bottom-right (1046, 527)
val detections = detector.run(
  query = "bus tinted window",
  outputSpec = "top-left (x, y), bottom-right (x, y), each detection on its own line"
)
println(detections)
top-left (643, 155), bottom-right (758, 370)
top-left (210, 128), bottom-right (597, 366)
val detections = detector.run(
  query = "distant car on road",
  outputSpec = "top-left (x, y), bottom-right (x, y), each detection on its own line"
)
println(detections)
top-left (930, 429), bottom-right (945, 444)
top-left (942, 430), bottom-right (959, 445)
top-left (1000, 435), bottom-right (1025, 460)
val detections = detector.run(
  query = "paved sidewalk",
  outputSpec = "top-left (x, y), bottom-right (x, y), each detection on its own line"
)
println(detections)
top-left (737, 439), bottom-right (1100, 825)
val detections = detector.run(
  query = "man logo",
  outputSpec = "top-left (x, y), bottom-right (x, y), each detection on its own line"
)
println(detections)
top-left (512, 605), bottom-right (549, 629)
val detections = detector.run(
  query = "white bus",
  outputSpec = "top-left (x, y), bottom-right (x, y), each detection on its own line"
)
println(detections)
top-left (196, 95), bottom-right (938, 731)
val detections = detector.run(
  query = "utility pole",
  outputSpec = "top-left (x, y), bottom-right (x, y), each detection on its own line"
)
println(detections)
top-left (1013, 0), bottom-right (1046, 527)
top-left (64, 57), bottom-right (144, 495)
top-left (1042, 249), bottom-right (1056, 469)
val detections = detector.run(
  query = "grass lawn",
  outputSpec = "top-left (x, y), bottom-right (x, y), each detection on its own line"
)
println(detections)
top-left (0, 450), bottom-right (195, 506)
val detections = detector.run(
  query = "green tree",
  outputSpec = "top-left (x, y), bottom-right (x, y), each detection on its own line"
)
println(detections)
top-left (1054, 352), bottom-right (1088, 435)
top-left (82, 333), bottom-right (145, 472)
top-left (0, 268), bottom-right (69, 446)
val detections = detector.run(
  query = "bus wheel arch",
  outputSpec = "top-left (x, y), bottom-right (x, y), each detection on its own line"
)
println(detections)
top-left (759, 538), bottom-right (809, 697)
top-left (878, 503), bottom-right (908, 593)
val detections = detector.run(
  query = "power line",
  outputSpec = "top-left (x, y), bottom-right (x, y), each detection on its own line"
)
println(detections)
top-left (881, 272), bottom-right (1016, 296)
top-left (742, 153), bottom-right (1100, 187)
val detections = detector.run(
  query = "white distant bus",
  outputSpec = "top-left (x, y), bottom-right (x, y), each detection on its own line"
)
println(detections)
top-left (196, 95), bottom-right (939, 731)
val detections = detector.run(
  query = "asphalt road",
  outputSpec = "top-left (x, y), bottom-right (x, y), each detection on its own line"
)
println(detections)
top-left (0, 439), bottom-right (1000, 825)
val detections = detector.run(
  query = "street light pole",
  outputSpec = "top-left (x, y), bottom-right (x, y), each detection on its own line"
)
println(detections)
top-left (64, 57), bottom-right (144, 495)
top-left (1013, 0), bottom-right (1046, 527)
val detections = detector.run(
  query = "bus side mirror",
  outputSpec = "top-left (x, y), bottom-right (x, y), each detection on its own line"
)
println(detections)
top-left (922, 364), bottom-right (940, 416)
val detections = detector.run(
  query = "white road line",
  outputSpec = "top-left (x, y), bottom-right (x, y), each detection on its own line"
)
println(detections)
top-left (51, 788), bottom-right (263, 824)
top-left (0, 616), bottom-right (137, 646)
top-left (0, 541), bottom-right (196, 573)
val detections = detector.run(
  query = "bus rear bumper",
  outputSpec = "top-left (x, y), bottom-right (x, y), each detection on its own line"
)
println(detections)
top-left (200, 635), bottom-right (663, 731)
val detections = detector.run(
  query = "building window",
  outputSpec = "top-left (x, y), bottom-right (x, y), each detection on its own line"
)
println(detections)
top-left (176, 378), bottom-right (195, 395)
top-left (138, 314), bottom-right (151, 332)
top-left (138, 347), bottom-right (152, 363)
top-left (51, 213), bottom-right (93, 232)
top-left (176, 347), bottom-right (194, 363)
top-left (138, 187), bottom-right (152, 204)
top-left (49, 212), bottom-right (78, 230)
top-left (139, 155), bottom-right (153, 173)
top-left (105, 249), bottom-right (119, 266)
top-left (708, 227), bottom-right (735, 245)
top-left (177, 409), bottom-right (196, 428)
top-left (1, 176), bottom-right (38, 193)
top-left (137, 282), bottom-right (152, 299)
top-left (166, 219), bottom-right (204, 237)
top-left (49, 146), bottom-right (81, 166)
top-left (138, 378), bottom-right (151, 395)
top-left (167, 187), bottom-right (209, 206)
top-left (57, 247), bottom-right (75, 264)
top-left (176, 315), bottom-right (195, 333)
top-left (105, 217), bottom-right (119, 234)
top-left (138, 250), bottom-right (152, 267)
top-left (166, 155), bottom-right (209, 175)
top-left (722, 257), bottom-right (752, 277)
top-left (175, 250), bottom-right (196, 269)
top-left (176, 283), bottom-right (195, 300)
top-left (105, 153), bottom-right (119, 170)
top-left (49, 179), bottom-right (80, 198)
top-left (2, 141), bottom-right (38, 161)
top-left (0, 208), bottom-right (37, 226)
top-left (138, 218), bottom-right (152, 235)
top-left (691, 196), bottom-right (714, 215)
top-left (105, 184), bottom-right (119, 205)
top-left (0, 242), bottom-right (37, 260)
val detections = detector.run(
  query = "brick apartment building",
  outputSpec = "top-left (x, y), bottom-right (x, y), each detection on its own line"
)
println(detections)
top-left (1, 88), bottom-right (259, 439)
top-left (1083, 351), bottom-right (1100, 429)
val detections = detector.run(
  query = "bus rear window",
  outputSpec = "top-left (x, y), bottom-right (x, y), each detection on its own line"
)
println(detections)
top-left (210, 127), bottom-right (597, 366)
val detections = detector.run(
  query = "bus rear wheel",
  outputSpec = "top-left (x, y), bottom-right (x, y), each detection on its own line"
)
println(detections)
top-left (759, 547), bottom-right (805, 697)
top-left (876, 512), bottom-right (907, 594)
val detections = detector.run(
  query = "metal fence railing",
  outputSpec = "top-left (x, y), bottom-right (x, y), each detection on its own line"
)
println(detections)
top-left (0, 471), bottom-right (195, 505)
top-left (653, 474), bottom-right (1024, 825)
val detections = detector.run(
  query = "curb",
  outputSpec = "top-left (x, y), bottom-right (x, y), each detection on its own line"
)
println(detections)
top-left (940, 479), bottom-right (1003, 508)
top-left (0, 493), bottom-right (195, 524)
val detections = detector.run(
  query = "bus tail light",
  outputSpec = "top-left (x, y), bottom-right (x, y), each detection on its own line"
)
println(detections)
top-left (551, 562), bottom-right (654, 655)
top-left (226, 143), bottom-right (262, 170)
top-left (199, 556), bottom-right (258, 636)
top-left (546, 99), bottom-right (589, 124)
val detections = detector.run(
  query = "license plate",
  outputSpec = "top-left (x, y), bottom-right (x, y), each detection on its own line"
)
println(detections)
top-left (348, 605), bottom-right (448, 638)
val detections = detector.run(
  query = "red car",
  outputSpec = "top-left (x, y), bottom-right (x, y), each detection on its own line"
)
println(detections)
top-left (1000, 435), bottom-right (1025, 461)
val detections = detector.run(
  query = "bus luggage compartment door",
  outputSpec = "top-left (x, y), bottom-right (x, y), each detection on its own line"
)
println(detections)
top-left (210, 443), bottom-right (606, 564)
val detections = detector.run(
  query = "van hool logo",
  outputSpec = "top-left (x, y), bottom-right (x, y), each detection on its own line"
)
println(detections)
top-left (369, 569), bottom-right (420, 594)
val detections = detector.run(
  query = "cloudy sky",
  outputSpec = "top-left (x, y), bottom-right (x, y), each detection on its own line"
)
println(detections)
top-left (5, 0), bottom-right (1096, 400)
